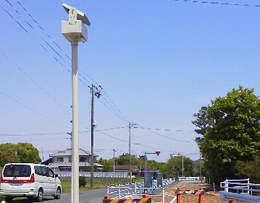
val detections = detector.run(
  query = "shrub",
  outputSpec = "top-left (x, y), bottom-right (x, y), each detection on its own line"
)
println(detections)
top-left (79, 176), bottom-right (86, 187)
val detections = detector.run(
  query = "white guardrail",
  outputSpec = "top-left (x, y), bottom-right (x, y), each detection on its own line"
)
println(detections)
top-left (107, 179), bottom-right (175, 203)
top-left (55, 171), bottom-right (129, 178)
top-left (178, 177), bottom-right (200, 181)
top-left (219, 179), bottom-right (260, 203)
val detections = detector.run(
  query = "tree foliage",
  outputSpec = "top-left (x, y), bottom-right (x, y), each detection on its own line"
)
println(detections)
top-left (161, 156), bottom-right (195, 178)
top-left (114, 153), bottom-right (141, 166)
top-left (236, 155), bottom-right (260, 183)
top-left (192, 106), bottom-right (211, 149)
top-left (193, 86), bottom-right (260, 183)
top-left (0, 143), bottom-right (41, 167)
top-left (98, 157), bottom-right (113, 172)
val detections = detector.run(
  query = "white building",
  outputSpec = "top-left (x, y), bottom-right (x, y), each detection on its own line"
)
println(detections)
top-left (47, 148), bottom-right (102, 172)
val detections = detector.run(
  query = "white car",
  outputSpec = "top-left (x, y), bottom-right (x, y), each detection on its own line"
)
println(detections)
top-left (0, 163), bottom-right (62, 202)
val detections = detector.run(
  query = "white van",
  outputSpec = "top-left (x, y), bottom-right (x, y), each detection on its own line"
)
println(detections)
top-left (0, 163), bottom-right (62, 202)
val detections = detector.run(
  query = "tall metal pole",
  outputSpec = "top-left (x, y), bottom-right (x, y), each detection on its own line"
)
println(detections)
top-left (129, 123), bottom-right (131, 169)
top-left (144, 154), bottom-right (147, 171)
top-left (62, 4), bottom-right (91, 203)
top-left (113, 149), bottom-right (116, 172)
top-left (182, 155), bottom-right (184, 177)
top-left (90, 84), bottom-right (94, 188)
top-left (71, 38), bottom-right (79, 203)
top-left (129, 123), bottom-right (132, 182)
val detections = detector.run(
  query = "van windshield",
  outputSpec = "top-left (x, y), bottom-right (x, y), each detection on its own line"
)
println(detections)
top-left (4, 165), bottom-right (31, 177)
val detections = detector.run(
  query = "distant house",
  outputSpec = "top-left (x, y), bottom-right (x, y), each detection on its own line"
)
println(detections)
top-left (46, 148), bottom-right (102, 172)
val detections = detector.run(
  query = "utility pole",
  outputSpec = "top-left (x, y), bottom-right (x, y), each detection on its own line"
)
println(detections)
top-left (113, 149), bottom-right (116, 172)
top-left (129, 123), bottom-right (131, 170)
top-left (182, 155), bottom-right (184, 177)
top-left (89, 84), bottom-right (102, 189)
top-left (128, 123), bottom-right (136, 182)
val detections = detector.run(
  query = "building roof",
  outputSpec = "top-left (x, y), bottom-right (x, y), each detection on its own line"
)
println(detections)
top-left (50, 148), bottom-right (98, 157)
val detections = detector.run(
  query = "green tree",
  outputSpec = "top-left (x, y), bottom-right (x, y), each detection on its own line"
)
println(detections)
top-left (0, 143), bottom-right (41, 167)
top-left (161, 156), bottom-right (194, 178)
top-left (192, 106), bottom-right (211, 149)
top-left (97, 157), bottom-right (106, 165)
top-left (115, 153), bottom-right (140, 165)
top-left (98, 157), bottom-right (113, 172)
top-left (146, 160), bottom-right (166, 173)
top-left (236, 155), bottom-right (260, 183)
top-left (194, 86), bottom-right (260, 183)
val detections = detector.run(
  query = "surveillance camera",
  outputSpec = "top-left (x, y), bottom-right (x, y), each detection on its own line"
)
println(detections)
top-left (62, 3), bottom-right (90, 42)
top-left (62, 3), bottom-right (91, 26)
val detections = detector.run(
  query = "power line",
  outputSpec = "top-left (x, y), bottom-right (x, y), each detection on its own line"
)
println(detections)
top-left (0, 51), bottom-right (70, 114)
top-left (1, 0), bottom-right (200, 147)
top-left (96, 126), bottom-right (127, 131)
top-left (0, 130), bottom-right (90, 137)
top-left (16, 0), bottom-right (71, 61)
top-left (138, 126), bottom-right (194, 133)
top-left (3, 0), bottom-right (133, 126)
top-left (102, 90), bottom-right (131, 123)
top-left (96, 128), bottom-right (179, 154)
top-left (171, 0), bottom-right (260, 8)
top-left (0, 90), bottom-right (68, 128)
top-left (136, 125), bottom-right (190, 143)
top-left (0, 1), bottom-right (70, 72)
top-left (0, 132), bottom-right (66, 136)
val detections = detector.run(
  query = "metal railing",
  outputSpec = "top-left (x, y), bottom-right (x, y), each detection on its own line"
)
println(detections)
top-left (178, 177), bottom-right (200, 181)
top-left (56, 171), bottom-right (129, 178)
top-left (106, 179), bottom-right (175, 203)
top-left (219, 179), bottom-right (260, 203)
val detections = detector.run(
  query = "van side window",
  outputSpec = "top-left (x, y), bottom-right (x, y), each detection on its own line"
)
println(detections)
top-left (34, 166), bottom-right (42, 175)
top-left (41, 166), bottom-right (48, 177)
top-left (47, 168), bottom-right (54, 177)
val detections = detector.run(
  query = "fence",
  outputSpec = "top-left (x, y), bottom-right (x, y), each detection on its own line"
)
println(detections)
top-left (56, 171), bottom-right (129, 178)
top-left (178, 177), bottom-right (200, 181)
top-left (219, 179), bottom-right (260, 203)
top-left (106, 179), bottom-right (175, 203)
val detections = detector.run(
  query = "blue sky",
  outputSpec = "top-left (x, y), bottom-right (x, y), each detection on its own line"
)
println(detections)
top-left (1, 0), bottom-right (260, 163)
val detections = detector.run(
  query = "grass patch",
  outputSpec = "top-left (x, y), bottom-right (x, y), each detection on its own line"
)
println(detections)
top-left (61, 178), bottom-right (139, 193)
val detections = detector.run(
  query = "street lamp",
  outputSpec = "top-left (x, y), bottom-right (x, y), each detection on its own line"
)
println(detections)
top-left (62, 3), bottom-right (90, 203)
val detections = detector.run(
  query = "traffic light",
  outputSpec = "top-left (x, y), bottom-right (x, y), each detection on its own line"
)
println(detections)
top-left (155, 151), bottom-right (160, 156)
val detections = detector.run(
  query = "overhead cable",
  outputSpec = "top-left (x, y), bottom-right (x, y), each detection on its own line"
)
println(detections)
top-left (0, 90), bottom-right (69, 129)
top-left (172, 0), bottom-right (260, 8)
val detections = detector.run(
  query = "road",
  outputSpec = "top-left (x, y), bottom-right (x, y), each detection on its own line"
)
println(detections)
top-left (9, 188), bottom-right (107, 203)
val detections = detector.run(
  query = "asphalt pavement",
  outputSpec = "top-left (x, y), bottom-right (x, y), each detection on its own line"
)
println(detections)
top-left (6, 188), bottom-right (107, 203)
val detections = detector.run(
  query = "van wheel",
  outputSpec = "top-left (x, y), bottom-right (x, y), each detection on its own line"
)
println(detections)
top-left (35, 189), bottom-right (43, 202)
top-left (5, 196), bottom-right (12, 202)
top-left (54, 187), bottom-right (61, 199)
